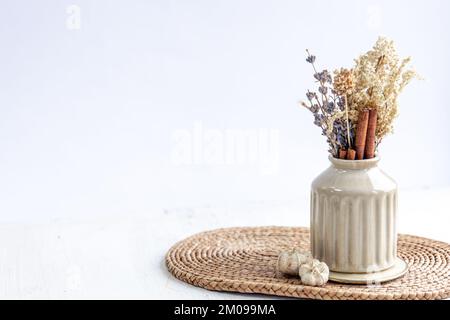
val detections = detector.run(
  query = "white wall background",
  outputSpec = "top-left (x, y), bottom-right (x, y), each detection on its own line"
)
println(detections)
top-left (0, 0), bottom-right (449, 222)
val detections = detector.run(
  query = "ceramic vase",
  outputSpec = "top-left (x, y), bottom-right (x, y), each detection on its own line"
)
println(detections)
top-left (310, 156), bottom-right (407, 284)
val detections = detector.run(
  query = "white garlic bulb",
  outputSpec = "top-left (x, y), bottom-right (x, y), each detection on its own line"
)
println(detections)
top-left (277, 249), bottom-right (312, 276)
top-left (299, 259), bottom-right (329, 286)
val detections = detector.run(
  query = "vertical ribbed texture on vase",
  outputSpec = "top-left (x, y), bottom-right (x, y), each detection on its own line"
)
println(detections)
top-left (311, 189), bottom-right (397, 273)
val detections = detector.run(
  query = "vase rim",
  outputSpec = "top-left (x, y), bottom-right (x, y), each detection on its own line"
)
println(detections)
top-left (329, 155), bottom-right (379, 169)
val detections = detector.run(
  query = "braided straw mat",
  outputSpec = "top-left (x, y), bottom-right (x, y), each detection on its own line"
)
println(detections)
top-left (166, 226), bottom-right (450, 300)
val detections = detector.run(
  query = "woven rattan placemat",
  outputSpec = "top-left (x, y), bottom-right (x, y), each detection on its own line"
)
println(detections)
top-left (166, 226), bottom-right (450, 300)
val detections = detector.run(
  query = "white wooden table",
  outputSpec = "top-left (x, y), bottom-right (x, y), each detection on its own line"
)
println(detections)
top-left (0, 187), bottom-right (449, 299)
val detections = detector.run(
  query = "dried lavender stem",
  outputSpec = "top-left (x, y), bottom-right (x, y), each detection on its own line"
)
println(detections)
top-left (305, 99), bottom-right (328, 132)
top-left (306, 49), bottom-right (329, 109)
top-left (314, 96), bottom-right (327, 122)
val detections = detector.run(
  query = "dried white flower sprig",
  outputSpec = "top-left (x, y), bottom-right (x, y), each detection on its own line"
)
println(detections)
top-left (351, 37), bottom-right (418, 141)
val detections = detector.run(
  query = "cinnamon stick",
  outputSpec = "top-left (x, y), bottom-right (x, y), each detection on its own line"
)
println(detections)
top-left (364, 108), bottom-right (378, 159)
top-left (339, 149), bottom-right (347, 159)
top-left (346, 148), bottom-right (356, 160)
top-left (355, 110), bottom-right (369, 160)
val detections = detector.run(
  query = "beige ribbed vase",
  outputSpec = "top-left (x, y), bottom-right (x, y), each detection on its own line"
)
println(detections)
top-left (310, 156), bottom-right (407, 283)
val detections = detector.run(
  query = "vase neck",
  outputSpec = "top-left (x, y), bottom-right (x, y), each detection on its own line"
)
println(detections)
top-left (329, 155), bottom-right (379, 170)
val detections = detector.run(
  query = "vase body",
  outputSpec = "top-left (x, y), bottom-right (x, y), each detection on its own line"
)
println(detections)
top-left (310, 156), bottom-right (397, 273)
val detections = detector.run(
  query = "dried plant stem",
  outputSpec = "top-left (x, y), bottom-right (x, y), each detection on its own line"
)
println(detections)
top-left (365, 108), bottom-right (378, 159)
top-left (314, 96), bottom-right (327, 121)
top-left (376, 55), bottom-right (385, 71)
top-left (346, 148), bottom-right (356, 160)
top-left (306, 49), bottom-right (329, 108)
top-left (344, 95), bottom-right (351, 149)
top-left (355, 110), bottom-right (369, 160)
top-left (339, 149), bottom-right (347, 159)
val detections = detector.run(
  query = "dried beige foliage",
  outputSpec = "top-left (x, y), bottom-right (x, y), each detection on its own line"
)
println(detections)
top-left (333, 68), bottom-right (355, 96)
top-left (349, 37), bottom-right (418, 140)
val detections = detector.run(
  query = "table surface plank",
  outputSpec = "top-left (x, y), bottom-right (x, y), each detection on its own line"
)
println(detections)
top-left (0, 187), bottom-right (448, 299)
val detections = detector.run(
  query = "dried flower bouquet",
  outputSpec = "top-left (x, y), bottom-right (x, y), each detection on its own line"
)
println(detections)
top-left (300, 37), bottom-right (418, 160)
